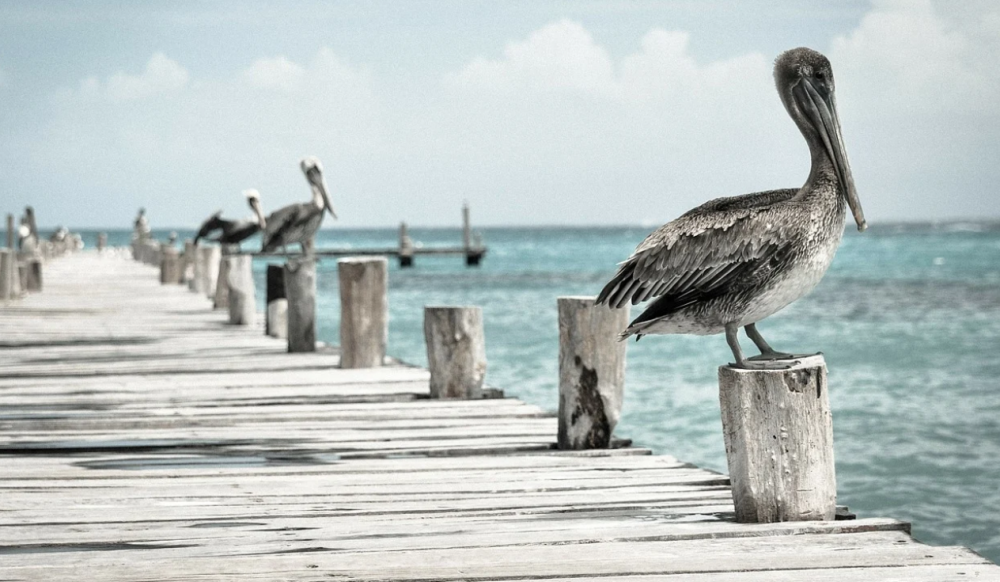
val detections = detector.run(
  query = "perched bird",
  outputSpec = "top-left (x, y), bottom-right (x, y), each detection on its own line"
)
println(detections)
top-left (596, 47), bottom-right (866, 369)
top-left (193, 190), bottom-right (266, 246)
top-left (261, 156), bottom-right (336, 256)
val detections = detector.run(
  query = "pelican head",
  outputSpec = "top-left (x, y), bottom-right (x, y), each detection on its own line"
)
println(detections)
top-left (300, 156), bottom-right (336, 219)
top-left (775, 47), bottom-right (866, 232)
top-left (243, 189), bottom-right (266, 228)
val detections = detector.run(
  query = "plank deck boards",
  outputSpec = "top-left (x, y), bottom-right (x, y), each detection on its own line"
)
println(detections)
top-left (1, 252), bottom-right (997, 581)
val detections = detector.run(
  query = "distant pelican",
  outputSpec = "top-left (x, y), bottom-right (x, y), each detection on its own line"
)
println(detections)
top-left (193, 190), bottom-right (266, 246)
top-left (261, 157), bottom-right (336, 256)
top-left (596, 47), bottom-right (866, 369)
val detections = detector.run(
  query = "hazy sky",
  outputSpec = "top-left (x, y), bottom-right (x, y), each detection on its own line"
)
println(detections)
top-left (1, 0), bottom-right (998, 228)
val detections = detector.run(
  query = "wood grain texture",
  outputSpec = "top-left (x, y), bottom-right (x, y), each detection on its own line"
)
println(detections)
top-left (225, 255), bottom-right (255, 326)
top-left (338, 257), bottom-right (387, 368)
top-left (557, 296), bottom-right (629, 449)
top-left (0, 253), bottom-right (995, 581)
top-left (424, 306), bottom-right (486, 398)
top-left (719, 355), bottom-right (836, 522)
top-left (284, 257), bottom-right (316, 353)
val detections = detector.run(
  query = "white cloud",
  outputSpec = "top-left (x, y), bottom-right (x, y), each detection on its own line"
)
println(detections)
top-left (19, 2), bottom-right (1000, 228)
top-left (78, 52), bottom-right (189, 102)
top-left (244, 56), bottom-right (304, 92)
top-left (450, 20), bottom-right (616, 95)
top-left (35, 48), bottom-right (381, 226)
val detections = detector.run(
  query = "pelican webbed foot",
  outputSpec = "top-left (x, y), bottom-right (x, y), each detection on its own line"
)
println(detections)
top-left (729, 359), bottom-right (801, 370)
top-left (747, 350), bottom-right (821, 362)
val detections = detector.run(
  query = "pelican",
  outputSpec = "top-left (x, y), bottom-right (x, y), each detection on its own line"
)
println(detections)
top-left (596, 47), bottom-right (866, 369)
top-left (193, 190), bottom-right (266, 246)
top-left (260, 156), bottom-right (336, 256)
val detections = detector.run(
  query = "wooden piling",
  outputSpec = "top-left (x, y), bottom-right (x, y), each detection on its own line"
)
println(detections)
top-left (556, 296), bottom-right (629, 450)
top-left (200, 246), bottom-right (221, 299)
top-left (97, 233), bottom-right (107, 252)
top-left (338, 257), bottom-right (388, 368)
top-left (6, 214), bottom-right (14, 249)
top-left (0, 249), bottom-right (14, 301)
top-left (226, 255), bottom-right (255, 326)
top-left (22, 258), bottom-right (42, 292)
top-left (213, 250), bottom-right (233, 309)
top-left (188, 244), bottom-right (204, 293)
top-left (284, 258), bottom-right (316, 353)
top-left (159, 246), bottom-right (181, 284)
top-left (399, 222), bottom-right (414, 268)
top-left (719, 355), bottom-right (836, 523)
top-left (424, 306), bottom-right (486, 399)
top-left (266, 264), bottom-right (287, 338)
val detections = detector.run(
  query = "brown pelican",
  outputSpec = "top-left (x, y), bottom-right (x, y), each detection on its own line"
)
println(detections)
top-left (596, 47), bottom-right (866, 369)
top-left (260, 156), bottom-right (336, 255)
top-left (193, 190), bottom-right (266, 246)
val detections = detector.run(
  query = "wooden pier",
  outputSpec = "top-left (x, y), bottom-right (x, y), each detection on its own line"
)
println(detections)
top-left (1, 252), bottom-right (998, 580)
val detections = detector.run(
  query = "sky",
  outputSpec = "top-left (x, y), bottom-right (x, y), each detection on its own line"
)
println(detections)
top-left (1, 0), bottom-right (999, 229)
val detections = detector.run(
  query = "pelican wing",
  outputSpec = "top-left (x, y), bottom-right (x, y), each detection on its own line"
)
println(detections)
top-left (597, 189), bottom-right (800, 313)
top-left (262, 203), bottom-right (310, 252)
top-left (193, 211), bottom-right (225, 245)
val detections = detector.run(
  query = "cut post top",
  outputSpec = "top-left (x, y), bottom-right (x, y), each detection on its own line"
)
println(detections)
top-left (720, 354), bottom-right (826, 374)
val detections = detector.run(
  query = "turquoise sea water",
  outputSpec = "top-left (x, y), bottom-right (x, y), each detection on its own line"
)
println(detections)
top-left (82, 224), bottom-right (1000, 562)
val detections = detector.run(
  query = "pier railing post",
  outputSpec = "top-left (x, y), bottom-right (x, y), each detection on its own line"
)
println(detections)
top-left (200, 246), bottom-right (221, 299)
top-left (284, 258), bottom-right (316, 352)
top-left (226, 254), bottom-right (255, 326)
top-left (718, 355), bottom-right (836, 523)
top-left (5, 214), bottom-right (13, 250)
top-left (160, 245), bottom-right (181, 284)
top-left (556, 296), bottom-right (629, 450)
top-left (424, 306), bottom-right (486, 398)
top-left (338, 257), bottom-right (388, 368)
top-left (266, 264), bottom-right (287, 339)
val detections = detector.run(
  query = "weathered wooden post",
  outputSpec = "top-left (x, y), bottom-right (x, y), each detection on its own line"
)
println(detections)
top-left (188, 243), bottom-right (204, 293)
top-left (214, 254), bottom-right (231, 309)
top-left (338, 257), bottom-right (388, 368)
top-left (0, 249), bottom-right (14, 301)
top-left (22, 258), bottom-right (42, 292)
top-left (97, 233), bottom-right (107, 252)
top-left (424, 306), bottom-right (486, 398)
top-left (159, 246), bottom-right (181, 284)
top-left (6, 214), bottom-right (14, 250)
top-left (556, 296), bottom-right (629, 450)
top-left (399, 222), bottom-right (414, 268)
top-left (181, 239), bottom-right (195, 285)
top-left (461, 202), bottom-right (482, 266)
top-left (200, 246), bottom-right (221, 299)
top-left (719, 355), bottom-right (836, 523)
top-left (266, 264), bottom-right (287, 339)
top-left (226, 255), bottom-right (255, 326)
top-left (284, 258), bottom-right (316, 352)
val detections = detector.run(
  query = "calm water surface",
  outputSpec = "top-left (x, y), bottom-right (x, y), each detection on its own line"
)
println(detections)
top-left (91, 223), bottom-right (1000, 562)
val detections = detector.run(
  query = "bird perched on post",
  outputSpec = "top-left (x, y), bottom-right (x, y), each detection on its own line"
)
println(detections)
top-left (193, 190), bottom-right (266, 247)
top-left (596, 47), bottom-right (866, 369)
top-left (260, 156), bottom-right (336, 256)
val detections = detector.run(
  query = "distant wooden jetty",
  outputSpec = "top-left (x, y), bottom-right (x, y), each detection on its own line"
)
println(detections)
top-left (1, 247), bottom-right (998, 580)
top-left (252, 203), bottom-right (487, 267)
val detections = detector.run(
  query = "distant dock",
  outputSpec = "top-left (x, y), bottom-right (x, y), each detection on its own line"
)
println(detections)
top-left (1, 250), bottom-right (998, 580)
top-left (252, 203), bottom-right (487, 267)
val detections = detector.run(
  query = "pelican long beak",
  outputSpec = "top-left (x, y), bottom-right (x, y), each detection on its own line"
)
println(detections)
top-left (797, 78), bottom-right (867, 232)
top-left (248, 196), bottom-right (266, 229)
top-left (304, 168), bottom-right (336, 220)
